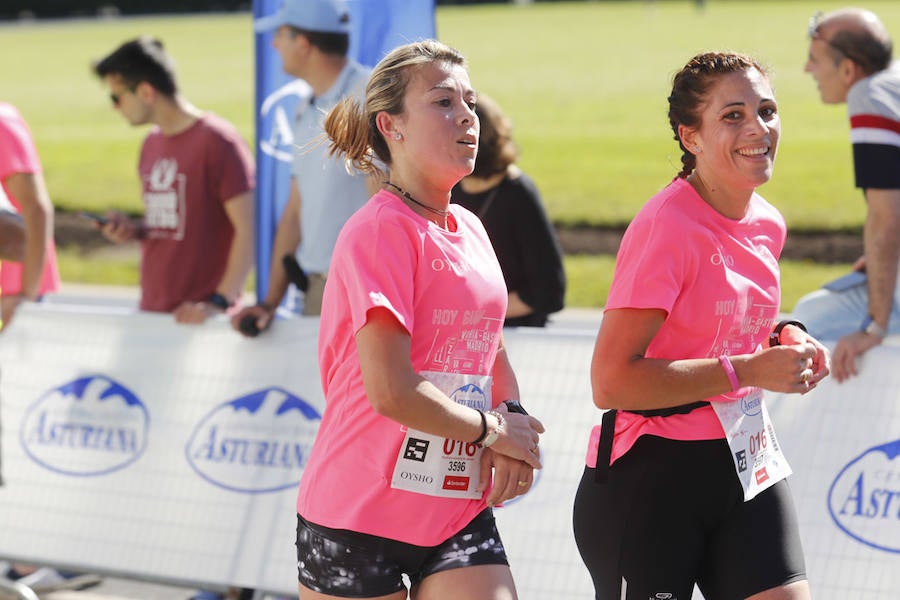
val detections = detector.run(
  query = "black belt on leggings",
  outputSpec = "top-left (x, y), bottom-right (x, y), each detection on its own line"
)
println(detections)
top-left (593, 401), bottom-right (711, 483)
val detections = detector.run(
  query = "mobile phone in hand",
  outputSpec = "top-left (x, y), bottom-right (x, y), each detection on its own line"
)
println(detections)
top-left (77, 211), bottom-right (108, 226)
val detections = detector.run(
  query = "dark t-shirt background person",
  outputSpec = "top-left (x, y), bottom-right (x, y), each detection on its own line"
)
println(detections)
top-left (452, 94), bottom-right (565, 327)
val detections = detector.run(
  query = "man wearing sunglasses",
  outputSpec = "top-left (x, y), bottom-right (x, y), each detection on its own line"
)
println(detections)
top-left (795, 8), bottom-right (899, 382)
top-left (90, 37), bottom-right (256, 325)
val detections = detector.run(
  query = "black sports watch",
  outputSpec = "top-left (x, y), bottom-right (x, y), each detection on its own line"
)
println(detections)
top-left (207, 292), bottom-right (231, 311)
top-left (503, 400), bottom-right (529, 415)
top-left (768, 320), bottom-right (808, 347)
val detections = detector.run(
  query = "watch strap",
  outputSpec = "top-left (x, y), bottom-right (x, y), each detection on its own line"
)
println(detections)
top-left (768, 319), bottom-right (808, 347)
top-left (503, 399), bottom-right (529, 415)
top-left (207, 292), bottom-right (231, 311)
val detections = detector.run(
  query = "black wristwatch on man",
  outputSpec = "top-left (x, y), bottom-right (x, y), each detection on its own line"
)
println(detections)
top-left (207, 292), bottom-right (231, 312)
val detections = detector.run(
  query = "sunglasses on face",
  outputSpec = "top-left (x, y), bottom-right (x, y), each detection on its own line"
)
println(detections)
top-left (109, 86), bottom-right (135, 106)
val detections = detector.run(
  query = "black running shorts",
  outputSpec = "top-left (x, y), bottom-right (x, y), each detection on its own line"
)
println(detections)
top-left (296, 508), bottom-right (509, 598)
top-left (573, 435), bottom-right (806, 600)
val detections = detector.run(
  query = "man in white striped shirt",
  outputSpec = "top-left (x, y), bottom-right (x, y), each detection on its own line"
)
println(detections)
top-left (796, 7), bottom-right (899, 382)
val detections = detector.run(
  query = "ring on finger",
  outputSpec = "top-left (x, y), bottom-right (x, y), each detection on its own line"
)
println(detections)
top-left (517, 480), bottom-right (528, 487)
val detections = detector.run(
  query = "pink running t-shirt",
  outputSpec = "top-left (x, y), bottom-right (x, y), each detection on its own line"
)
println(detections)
top-left (0, 102), bottom-right (61, 296)
top-left (299, 189), bottom-right (507, 546)
top-left (586, 177), bottom-right (786, 468)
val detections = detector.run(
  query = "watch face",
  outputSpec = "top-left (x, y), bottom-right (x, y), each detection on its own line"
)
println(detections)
top-left (866, 321), bottom-right (887, 338)
top-left (481, 429), bottom-right (499, 447)
top-left (861, 315), bottom-right (886, 338)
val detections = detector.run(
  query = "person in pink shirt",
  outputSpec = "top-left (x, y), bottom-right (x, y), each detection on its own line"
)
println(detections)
top-left (295, 40), bottom-right (545, 599)
top-left (0, 102), bottom-right (61, 327)
top-left (573, 52), bottom-right (831, 600)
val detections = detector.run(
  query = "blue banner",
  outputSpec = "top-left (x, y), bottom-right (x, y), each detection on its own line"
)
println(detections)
top-left (252, 0), bottom-right (436, 301)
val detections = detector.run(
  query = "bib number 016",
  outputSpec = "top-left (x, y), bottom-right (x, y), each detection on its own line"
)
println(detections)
top-left (444, 439), bottom-right (478, 457)
top-left (749, 430), bottom-right (768, 455)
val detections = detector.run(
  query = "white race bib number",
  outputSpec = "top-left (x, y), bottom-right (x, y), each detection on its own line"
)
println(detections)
top-left (711, 387), bottom-right (792, 501)
top-left (391, 371), bottom-right (491, 499)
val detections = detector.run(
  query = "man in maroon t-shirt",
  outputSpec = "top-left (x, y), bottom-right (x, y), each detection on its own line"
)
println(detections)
top-left (92, 36), bottom-right (255, 324)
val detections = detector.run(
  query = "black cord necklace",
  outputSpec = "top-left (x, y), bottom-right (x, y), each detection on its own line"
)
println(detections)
top-left (384, 181), bottom-right (449, 217)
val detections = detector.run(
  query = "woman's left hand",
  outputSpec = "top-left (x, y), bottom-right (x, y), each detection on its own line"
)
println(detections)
top-left (478, 448), bottom-right (536, 507)
top-left (778, 324), bottom-right (831, 390)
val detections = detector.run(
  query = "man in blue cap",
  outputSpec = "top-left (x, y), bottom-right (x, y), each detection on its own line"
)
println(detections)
top-left (233, 0), bottom-right (374, 335)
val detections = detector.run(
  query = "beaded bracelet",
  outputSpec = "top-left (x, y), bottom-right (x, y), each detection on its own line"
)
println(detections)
top-left (481, 410), bottom-right (506, 448)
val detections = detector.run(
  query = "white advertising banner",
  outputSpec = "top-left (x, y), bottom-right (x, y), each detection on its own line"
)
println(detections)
top-left (0, 304), bottom-right (324, 596)
top-left (765, 345), bottom-right (900, 600)
top-left (0, 303), bottom-right (898, 599)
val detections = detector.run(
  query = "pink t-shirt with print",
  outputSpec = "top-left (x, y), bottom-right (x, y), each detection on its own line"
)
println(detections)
top-left (0, 102), bottom-right (61, 296)
top-left (299, 189), bottom-right (507, 546)
top-left (586, 177), bottom-right (786, 468)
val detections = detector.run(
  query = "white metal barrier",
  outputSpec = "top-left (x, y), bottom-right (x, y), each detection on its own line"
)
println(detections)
top-left (0, 302), bottom-right (897, 599)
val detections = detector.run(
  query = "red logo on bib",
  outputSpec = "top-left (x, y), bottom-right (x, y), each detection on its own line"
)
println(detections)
top-left (443, 476), bottom-right (469, 490)
top-left (755, 467), bottom-right (769, 485)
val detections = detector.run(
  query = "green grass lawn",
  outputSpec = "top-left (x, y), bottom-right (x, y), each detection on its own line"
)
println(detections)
top-left (440, 0), bottom-right (897, 229)
top-left (3, 0), bottom-right (893, 308)
top-left (564, 254), bottom-right (853, 310)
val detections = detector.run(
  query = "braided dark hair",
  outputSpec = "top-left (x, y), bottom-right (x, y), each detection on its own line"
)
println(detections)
top-left (668, 52), bottom-right (768, 178)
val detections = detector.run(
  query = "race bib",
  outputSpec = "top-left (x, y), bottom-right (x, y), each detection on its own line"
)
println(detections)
top-left (390, 371), bottom-right (491, 499)
top-left (711, 387), bottom-right (792, 501)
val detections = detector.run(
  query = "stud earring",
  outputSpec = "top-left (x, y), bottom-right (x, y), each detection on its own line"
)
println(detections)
top-left (693, 146), bottom-right (702, 153)
top-left (395, 133), bottom-right (402, 140)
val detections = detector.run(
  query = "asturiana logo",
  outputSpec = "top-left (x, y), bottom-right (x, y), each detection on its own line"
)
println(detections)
top-left (185, 387), bottom-right (321, 494)
top-left (740, 394), bottom-right (762, 416)
top-left (20, 375), bottom-right (149, 476)
top-left (450, 383), bottom-right (487, 410)
top-left (828, 439), bottom-right (900, 553)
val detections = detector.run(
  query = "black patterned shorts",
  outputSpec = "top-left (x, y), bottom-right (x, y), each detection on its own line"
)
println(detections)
top-left (296, 509), bottom-right (509, 597)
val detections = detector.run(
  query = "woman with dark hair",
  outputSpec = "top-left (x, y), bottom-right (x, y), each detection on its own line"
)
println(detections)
top-left (452, 94), bottom-right (565, 327)
top-left (573, 52), bottom-right (831, 600)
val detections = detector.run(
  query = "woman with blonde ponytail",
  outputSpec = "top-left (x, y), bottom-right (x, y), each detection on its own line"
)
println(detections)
top-left (294, 40), bottom-right (545, 600)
